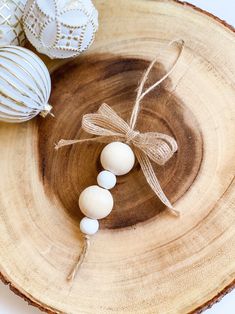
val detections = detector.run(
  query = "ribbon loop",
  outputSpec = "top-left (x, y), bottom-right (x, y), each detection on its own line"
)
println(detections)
top-left (82, 103), bottom-right (130, 137)
top-left (136, 132), bottom-right (178, 165)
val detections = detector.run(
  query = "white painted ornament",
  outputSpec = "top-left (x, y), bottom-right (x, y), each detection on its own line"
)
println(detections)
top-left (0, 0), bottom-right (26, 46)
top-left (100, 142), bottom-right (135, 176)
top-left (80, 217), bottom-right (99, 235)
top-left (23, 0), bottom-right (99, 59)
top-left (79, 185), bottom-right (114, 220)
top-left (0, 46), bottom-right (52, 123)
top-left (97, 170), bottom-right (116, 190)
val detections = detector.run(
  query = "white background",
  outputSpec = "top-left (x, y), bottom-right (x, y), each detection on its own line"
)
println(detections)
top-left (1, 1), bottom-right (235, 313)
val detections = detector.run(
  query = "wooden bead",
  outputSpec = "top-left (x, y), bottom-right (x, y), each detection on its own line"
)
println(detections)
top-left (97, 170), bottom-right (117, 189)
top-left (79, 185), bottom-right (113, 219)
top-left (100, 142), bottom-right (135, 176)
top-left (80, 217), bottom-right (99, 235)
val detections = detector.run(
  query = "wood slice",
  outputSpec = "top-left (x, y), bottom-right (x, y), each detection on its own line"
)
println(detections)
top-left (0, 0), bottom-right (235, 313)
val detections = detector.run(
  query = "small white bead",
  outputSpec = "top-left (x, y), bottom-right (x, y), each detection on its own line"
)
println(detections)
top-left (97, 170), bottom-right (117, 189)
top-left (80, 217), bottom-right (99, 235)
top-left (100, 142), bottom-right (135, 176)
top-left (79, 185), bottom-right (113, 219)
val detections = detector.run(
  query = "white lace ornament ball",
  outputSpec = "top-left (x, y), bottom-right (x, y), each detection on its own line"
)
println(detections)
top-left (23, 0), bottom-right (99, 59)
top-left (0, 0), bottom-right (26, 46)
top-left (0, 46), bottom-right (52, 123)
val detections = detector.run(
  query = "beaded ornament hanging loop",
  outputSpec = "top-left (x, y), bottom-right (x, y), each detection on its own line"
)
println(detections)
top-left (56, 39), bottom-right (185, 282)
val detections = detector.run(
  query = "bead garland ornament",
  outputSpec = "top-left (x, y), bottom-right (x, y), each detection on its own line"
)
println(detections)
top-left (0, 0), bottom-right (26, 46)
top-left (0, 45), bottom-right (52, 122)
top-left (56, 39), bottom-right (185, 282)
top-left (22, 0), bottom-right (99, 59)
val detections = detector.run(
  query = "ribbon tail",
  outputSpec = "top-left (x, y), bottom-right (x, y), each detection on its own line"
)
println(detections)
top-left (55, 137), bottom-right (109, 150)
top-left (135, 149), bottom-right (180, 217)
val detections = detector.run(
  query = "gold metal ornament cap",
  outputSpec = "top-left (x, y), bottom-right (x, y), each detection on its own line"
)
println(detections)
top-left (40, 103), bottom-right (54, 118)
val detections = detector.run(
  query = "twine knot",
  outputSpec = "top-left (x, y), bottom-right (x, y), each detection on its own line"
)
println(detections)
top-left (56, 39), bottom-right (185, 217)
top-left (125, 129), bottom-right (140, 143)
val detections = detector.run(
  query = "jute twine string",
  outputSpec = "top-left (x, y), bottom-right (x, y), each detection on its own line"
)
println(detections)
top-left (67, 235), bottom-right (90, 281)
top-left (56, 39), bottom-right (185, 282)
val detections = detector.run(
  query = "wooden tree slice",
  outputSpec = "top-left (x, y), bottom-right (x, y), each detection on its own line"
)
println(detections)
top-left (0, 0), bottom-right (235, 313)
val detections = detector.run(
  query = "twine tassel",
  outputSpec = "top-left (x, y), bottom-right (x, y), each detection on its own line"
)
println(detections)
top-left (67, 235), bottom-right (90, 282)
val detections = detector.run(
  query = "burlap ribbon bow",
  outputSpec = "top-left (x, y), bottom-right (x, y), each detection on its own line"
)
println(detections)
top-left (56, 39), bottom-right (185, 217)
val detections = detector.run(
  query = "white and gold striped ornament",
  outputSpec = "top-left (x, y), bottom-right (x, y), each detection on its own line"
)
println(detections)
top-left (0, 45), bottom-right (52, 123)
top-left (0, 0), bottom-right (26, 46)
top-left (22, 0), bottom-right (99, 59)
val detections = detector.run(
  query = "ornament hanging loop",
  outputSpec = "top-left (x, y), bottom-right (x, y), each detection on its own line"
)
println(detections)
top-left (130, 39), bottom-right (185, 130)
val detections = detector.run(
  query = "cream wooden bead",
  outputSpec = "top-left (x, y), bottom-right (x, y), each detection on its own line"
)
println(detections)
top-left (100, 142), bottom-right (135, 176)
top-left (97, 170), bottom-right (116, 189)
top-left (80, 217), bottom-right (99, 235)
top-left (79, 185), bottom-right (113, 219)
